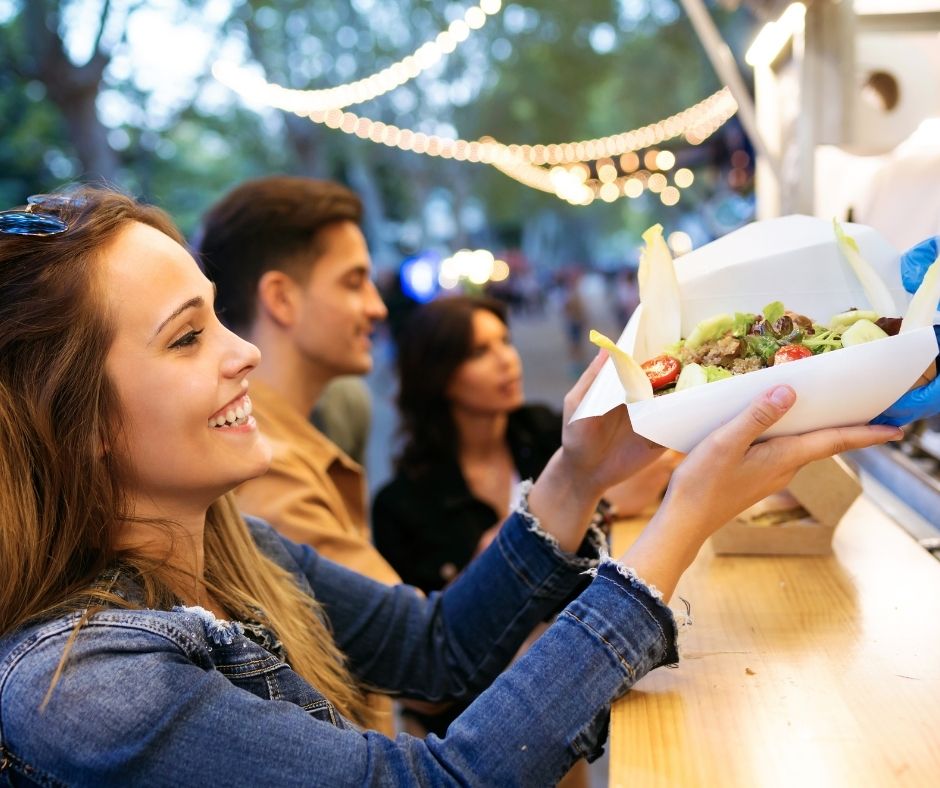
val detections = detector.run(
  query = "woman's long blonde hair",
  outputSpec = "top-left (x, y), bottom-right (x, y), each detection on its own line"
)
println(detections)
top-left (0, 187), bottom-right (371, 725)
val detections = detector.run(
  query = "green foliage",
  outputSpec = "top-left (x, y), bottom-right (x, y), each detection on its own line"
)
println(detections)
top-left (0, 0), bottom-right (756, 259)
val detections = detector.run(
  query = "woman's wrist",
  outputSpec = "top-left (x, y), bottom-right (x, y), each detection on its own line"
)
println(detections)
top-left (528, 450), bottom-right (604, 553)
top-left (615, 493), bottom-right (710, 601)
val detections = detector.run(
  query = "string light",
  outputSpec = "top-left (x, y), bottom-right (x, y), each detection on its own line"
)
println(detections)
top-left (655, 150), bottom-right (676, 170)
top-left (667, 231), bottom-right (693, 255)
top-left (212, 0), bottom-right (503, 114)
top-left (674, 167), bottom-right (695, 188)
top-left (624, 177), bottom-right (644, 198)
top-left (214, 12), bottom-right (740, 206)
top-left (647, 173), bottom-right (668, 193)
top-left (489, 140), bottom-right (710, 207)
top-left (293, 86), bottom-right (737, 172)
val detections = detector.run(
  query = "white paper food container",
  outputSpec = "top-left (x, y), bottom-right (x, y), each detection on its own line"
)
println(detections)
top-left (572, 215), bottom-right (939, 453)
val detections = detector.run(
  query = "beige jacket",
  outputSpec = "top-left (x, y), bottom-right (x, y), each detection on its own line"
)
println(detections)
top-left (237, 380), bottom-right (400, 585)
top-left (236, 380), bottom-right (400, 734)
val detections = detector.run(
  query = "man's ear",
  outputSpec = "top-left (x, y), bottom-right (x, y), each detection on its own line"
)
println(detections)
top-left (256, 270), bottom-right (299, 328)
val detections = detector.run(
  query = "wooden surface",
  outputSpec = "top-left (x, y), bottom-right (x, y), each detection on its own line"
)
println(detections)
top-left (609, 495), bottom-right (940, 788)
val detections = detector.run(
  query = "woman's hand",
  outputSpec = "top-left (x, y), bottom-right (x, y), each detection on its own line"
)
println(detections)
top-left (557, 350), bottom-right (666, 497)
top-left (528, 351), bottom-right (663, 552)
top-left (604, 450), bottom-right (684, 517)
top-left (621, 385), bottom-right (903, 600)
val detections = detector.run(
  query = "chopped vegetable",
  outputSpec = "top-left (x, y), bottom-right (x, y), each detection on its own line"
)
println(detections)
top-left (674, 363), bottom-right (707, 392)
top-left (641, 354), bottom-right (682, 390)
top-left (900, 256), bottom-right (940, 333)
top-left (732, 312), bottom-right (757, 337)
top-left (762, 301), bottom-right (785, 326)
top-left (773, 344), bottom-right (813, 365)
top-left (685, 313), bottom-right (734, 349)
top-left (829, 309), bottom-right (879, 333)
top-left (674, 363), bottom-right (731, 392)
top-left (589, 330), bottom-right (654, 403)
top-left (704, 365), bottom-right (733, 383)
top-left (803, 328), bottom-right (842, 354)
top-left (744, 334), bottom-right (779, 363)
top-left (635, 224), bottom-right (682, 363)
top-left (833, 220), bottom-right (896, 316)
top-left (840, 318), bottom-right (888, 347)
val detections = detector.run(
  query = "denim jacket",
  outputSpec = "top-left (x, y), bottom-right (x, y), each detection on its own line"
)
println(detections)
top-left (0, 508), bottom-right (678, 787)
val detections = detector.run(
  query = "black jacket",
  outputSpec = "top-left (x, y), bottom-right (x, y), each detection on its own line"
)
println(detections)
top-left (372, 405), bottom-right (562, 594)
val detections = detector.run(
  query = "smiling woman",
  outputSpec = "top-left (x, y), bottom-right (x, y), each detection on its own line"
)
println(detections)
top-left (101, 221), bottom-right (272, 513)
top-left (0, 186), bottom-right (902, 786)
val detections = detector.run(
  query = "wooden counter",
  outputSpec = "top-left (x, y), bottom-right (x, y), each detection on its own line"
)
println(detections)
top-left (609, 495), bottom-right (940, 787)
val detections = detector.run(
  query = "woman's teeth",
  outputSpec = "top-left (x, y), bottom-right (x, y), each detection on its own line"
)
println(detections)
top-left (209, 396), bottom-right (252, 428)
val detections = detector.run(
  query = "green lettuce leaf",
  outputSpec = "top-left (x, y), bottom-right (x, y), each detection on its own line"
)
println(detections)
top-left (762, 301), bottom-right (785, 325)
top-left (732, 312), bottom-right (757, 337)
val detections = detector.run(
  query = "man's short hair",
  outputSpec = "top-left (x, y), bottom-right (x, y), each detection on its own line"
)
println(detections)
top-left (196, 175), bottom-right (363, 332)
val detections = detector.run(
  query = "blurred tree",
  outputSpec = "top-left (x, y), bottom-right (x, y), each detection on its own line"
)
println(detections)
top-left (0, 0), bottom-right (755, 257)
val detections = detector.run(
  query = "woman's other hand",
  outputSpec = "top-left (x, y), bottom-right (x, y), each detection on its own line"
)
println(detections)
top-left (557, 350), bottom-right (666, 497)
top-left (604, 450), bottom-right (684, 517)
top-left (621, 385), bottom-right (903, 600)
top-left (528, 351), bottom-right (664, 552)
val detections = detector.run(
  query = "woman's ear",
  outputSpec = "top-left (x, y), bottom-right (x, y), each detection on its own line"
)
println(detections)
top-left (256, 270), bottom-right (299, 329)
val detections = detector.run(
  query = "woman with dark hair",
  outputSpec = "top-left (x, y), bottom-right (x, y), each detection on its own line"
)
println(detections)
top-left (372, 295), bottom-right (678, 754)
top-left (373, 296), bottom-right (550, 590)
top-left (0, 187), bottom-right (896, 786)
top-left (373, 295), bottom-right (678, 595)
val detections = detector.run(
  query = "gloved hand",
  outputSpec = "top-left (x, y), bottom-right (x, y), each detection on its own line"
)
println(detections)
top-left (872, 236), bottom-right (940, 426)
top-left (900, 236), bottom-right (940, 296)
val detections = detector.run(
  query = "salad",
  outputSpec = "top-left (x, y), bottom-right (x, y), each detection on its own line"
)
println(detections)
top-left (589, 220), bottom-right (940, 405)
top-left (634, 301), bottom-right (898, 396)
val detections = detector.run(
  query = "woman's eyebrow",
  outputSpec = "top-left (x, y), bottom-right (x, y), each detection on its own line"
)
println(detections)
top-left (150, 283), bottom-right (217, 342)
top-left (151, 296), bottom-right (204, 342)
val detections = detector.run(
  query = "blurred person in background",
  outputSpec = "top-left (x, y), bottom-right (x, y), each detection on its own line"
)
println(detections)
top-left (612, 268), bottom-right (640, 329)
top-left (197, 175), bottom-right (396, 583)
top-left (372, 295), bottom-right (679, 758)
top-left (312, 376), bottom-right (372, 466)
top-left (560, 269), bottom-right (588, 379)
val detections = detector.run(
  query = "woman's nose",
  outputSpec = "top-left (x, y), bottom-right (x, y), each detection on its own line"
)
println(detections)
top-left (222, 329), bottom-right (261, 378)
top-left (499, 344), bottom-right (520, 368)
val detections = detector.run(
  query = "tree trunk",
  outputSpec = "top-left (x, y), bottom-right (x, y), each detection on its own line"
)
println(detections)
top-left (23, 0), bottom-right (119, 181)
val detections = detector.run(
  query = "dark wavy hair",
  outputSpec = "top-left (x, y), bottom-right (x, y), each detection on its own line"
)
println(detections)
top-left (395, 294), bottom-right (509, 475)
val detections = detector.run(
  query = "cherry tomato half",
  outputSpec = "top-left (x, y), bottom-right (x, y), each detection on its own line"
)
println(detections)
top-left (773, 344), bottom-right (813, 365)
top-left (641, 354), bottom-right (681, 389)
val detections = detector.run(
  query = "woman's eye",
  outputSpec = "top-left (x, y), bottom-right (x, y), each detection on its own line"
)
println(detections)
top-left (169, 328), bottom-right (204, 350)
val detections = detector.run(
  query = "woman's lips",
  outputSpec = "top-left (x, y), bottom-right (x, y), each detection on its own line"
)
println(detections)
top-left (498, 378), bottom-right (523, 396)
top-left (208, 393), bottom-right (253, 428)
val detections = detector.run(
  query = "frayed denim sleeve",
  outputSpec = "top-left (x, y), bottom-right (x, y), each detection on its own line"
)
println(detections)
top-left (512, 479), bottom-right (608, 570)
top-left (578, 560), bottom-right (681, 671)
top-left (432, 554), bottom-right (685, 782)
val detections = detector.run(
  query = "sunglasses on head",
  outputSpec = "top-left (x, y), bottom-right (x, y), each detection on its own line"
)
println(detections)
top-left (0, 195), bottom-right (71, 237)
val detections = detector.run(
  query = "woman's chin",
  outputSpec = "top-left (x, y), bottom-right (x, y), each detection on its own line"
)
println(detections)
top-left (227, 444), bottom-right (274, 490)
top-left (506, 391), bottom-right (525, 411)
top-left (243, 454), bottom-right (273, 484)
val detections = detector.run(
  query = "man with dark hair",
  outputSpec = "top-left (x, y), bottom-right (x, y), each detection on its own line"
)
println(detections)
top-left (197, 175), bottom-right (399, 586)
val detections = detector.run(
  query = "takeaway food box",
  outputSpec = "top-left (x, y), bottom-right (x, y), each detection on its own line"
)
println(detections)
top-left (572, 215), bottom-right (939, 453)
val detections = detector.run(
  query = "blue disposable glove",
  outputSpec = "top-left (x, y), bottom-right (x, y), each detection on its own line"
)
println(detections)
top-left (900, 236), bottom-right (940, 296)
top-left (872, 236), bottom-right (940, 426)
